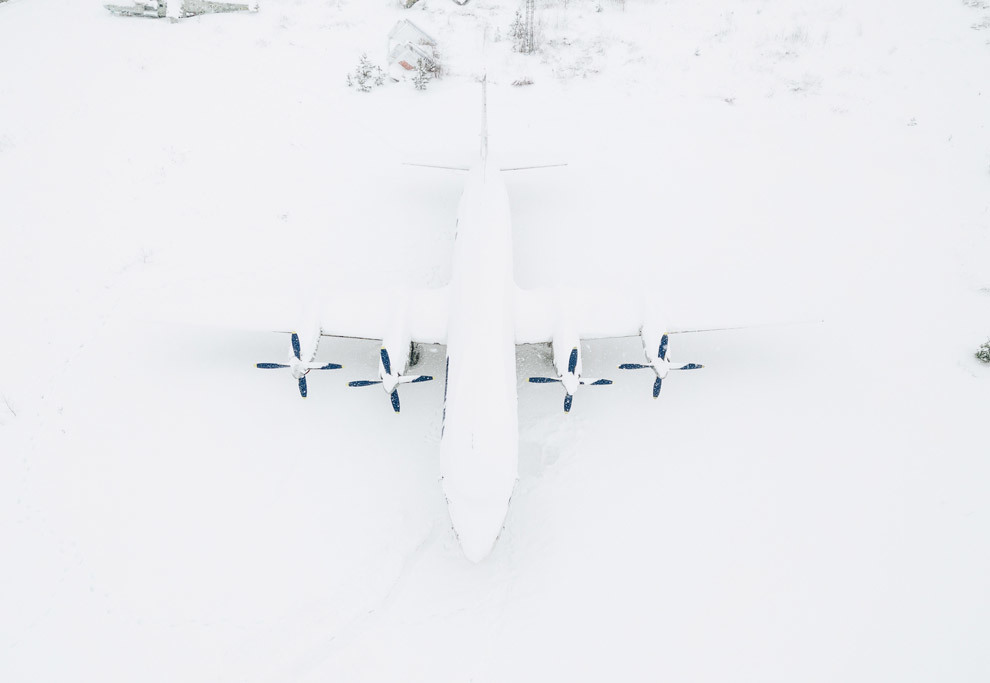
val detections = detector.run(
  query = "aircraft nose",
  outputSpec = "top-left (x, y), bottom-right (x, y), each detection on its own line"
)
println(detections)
top-left (459, 530), bottom-right (499, 563)
top-left (446, 495), bottom-right (509, 563)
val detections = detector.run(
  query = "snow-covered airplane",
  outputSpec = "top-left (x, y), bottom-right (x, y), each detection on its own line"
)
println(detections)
top-left (247, 77), bottom-right (735, 562)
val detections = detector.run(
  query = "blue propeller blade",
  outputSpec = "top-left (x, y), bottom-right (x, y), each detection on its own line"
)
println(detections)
top-left (676, 363), bottom-right (704, 370)
top-left (256, 363), bottom-right (289, 369)
top-left (529, 377), bottom-right (561, 383)
top-left (658, 334), bottom-right (669, 361)
top-left (564, 393), bottom-right (573, 413)
top-left (653, 376), bottom-right (662, 398)
top-left (380, 348), bottom-right (392, 376)
top-left (390, 389), bottom-right (400, 413)
top-left (291, 333), bottom-right (302, 361)
top-left (411, 375), bottom-right (433, 383)
top-left (348, 380), bottom-right (382, 387)
top-left (298, 376), bottom-right (307, 398)
top-left (588, 379), bottom-right (612, 386)
top-left (619, 363), bottom-right (650, 370)
top-left (314, 363), bottom-right (342, 370)
top-left (568, 347), bottom-right (578, 374)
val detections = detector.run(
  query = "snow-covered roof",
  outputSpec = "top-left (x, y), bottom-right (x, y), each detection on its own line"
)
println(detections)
top-left (387, 19), bottom-right (437, 48)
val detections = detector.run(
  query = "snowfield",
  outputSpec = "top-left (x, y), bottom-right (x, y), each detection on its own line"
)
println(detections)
top-left (2, 0), bottom-right (990, 680)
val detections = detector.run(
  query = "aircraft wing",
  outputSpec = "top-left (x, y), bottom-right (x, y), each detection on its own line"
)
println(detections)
top-left (513, 286), bottom-right (644, 344)
top-left (317, 287), bottom-right (449, 344)
top-left (142, 286), bottom-right (449, 345)
top-left (513, 286), bottom-right (807, 344)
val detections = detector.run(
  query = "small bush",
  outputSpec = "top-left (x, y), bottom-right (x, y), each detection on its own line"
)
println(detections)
top-left (976, 340), bottom-right (990, 363)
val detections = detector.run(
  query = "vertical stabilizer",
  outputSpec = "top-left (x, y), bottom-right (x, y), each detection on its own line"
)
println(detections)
top-left (480, 75), bottom-right (489, 162)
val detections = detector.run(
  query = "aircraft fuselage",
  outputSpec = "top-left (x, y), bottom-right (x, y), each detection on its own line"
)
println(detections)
top-left (439, 158), bottom-right (519, 562)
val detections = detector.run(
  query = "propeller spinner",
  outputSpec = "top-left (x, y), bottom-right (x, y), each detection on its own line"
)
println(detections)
top-left (619, 333), bottom-right (702, 398)
top-left (348, 347), bottom-right (433, 413)
top-left (256, 332), bottom-right (343, 398)
top-left (529, 346), bottom-right (612, 413)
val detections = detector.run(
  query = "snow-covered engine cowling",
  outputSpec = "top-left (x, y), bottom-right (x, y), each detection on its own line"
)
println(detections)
top-left (528, 339), bottom-right (612, 413)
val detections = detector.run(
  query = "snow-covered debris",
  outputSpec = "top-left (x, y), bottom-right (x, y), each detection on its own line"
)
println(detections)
top-left (104, 1), bottom-right (166, 17)
top-left (389, 42), bottom-right (436, 73)
top-left (104, 0), bottom-right (258, 19)
top-left (175, 0), bottom-right (258, 18)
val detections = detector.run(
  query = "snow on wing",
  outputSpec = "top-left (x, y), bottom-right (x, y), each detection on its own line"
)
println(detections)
top-left (512, 286), bottom-right (800, 343)
top-left (317, 287), bottom-right (450, 344)
top-left (513, 286), bottom-right (645, 344)
top-left (137, 287), bottom-right (448, 344)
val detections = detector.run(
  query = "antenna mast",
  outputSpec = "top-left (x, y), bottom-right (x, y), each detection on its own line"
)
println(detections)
top-left (480, 74), bottom-right (488, 161)
top-left (523, 0), bottom-right (535, 54)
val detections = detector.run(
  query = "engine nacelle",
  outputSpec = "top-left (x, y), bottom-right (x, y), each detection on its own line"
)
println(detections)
top-left (639, 322), bottom-right (669, 364)
top-left (346, 300), bottom-right (434, 413)
top-left (551, 335), bottom-right (582, 382)
top-left (293, 323), bottom-right (323, 370)
top-left (255, 325), bottom-right (343, 399)
top-left (619, 324), bottom-right (703, 398)
top-left (527, 310), bottom-right (612, 413)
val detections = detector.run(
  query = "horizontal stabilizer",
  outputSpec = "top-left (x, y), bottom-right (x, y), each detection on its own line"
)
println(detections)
top-left (402, 162), bottom-right (471, 172)
top-left (403, 162), bottom-right (567, 173)
top-left (499, 163), bottom-right (568, 172)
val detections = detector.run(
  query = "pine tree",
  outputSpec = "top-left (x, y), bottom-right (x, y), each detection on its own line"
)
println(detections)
top-left (413, 59), bottom-right (430, 91)
top-left (352, 53), bottom-right (375, 93)
top-left (510, 2), bottom-right (536, 54)
top-left (510, 10), bottom-right (524, 51)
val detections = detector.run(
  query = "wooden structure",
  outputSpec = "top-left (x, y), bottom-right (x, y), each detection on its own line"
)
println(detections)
top-left (386, 19), bottom-right (438, 71)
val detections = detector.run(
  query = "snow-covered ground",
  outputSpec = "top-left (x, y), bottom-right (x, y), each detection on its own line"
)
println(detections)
top-left (2, 0), bottom-right (990, 680)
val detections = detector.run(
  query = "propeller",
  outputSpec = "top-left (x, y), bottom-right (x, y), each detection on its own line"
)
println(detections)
top-left (619, 333), bottom-right (702, 398)
top-left (348, 347), bottom-right (433, 413)
top-left (255, 332), bottom-right (342, 398)
top-left (529, 346), bottom-right (612, 413)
